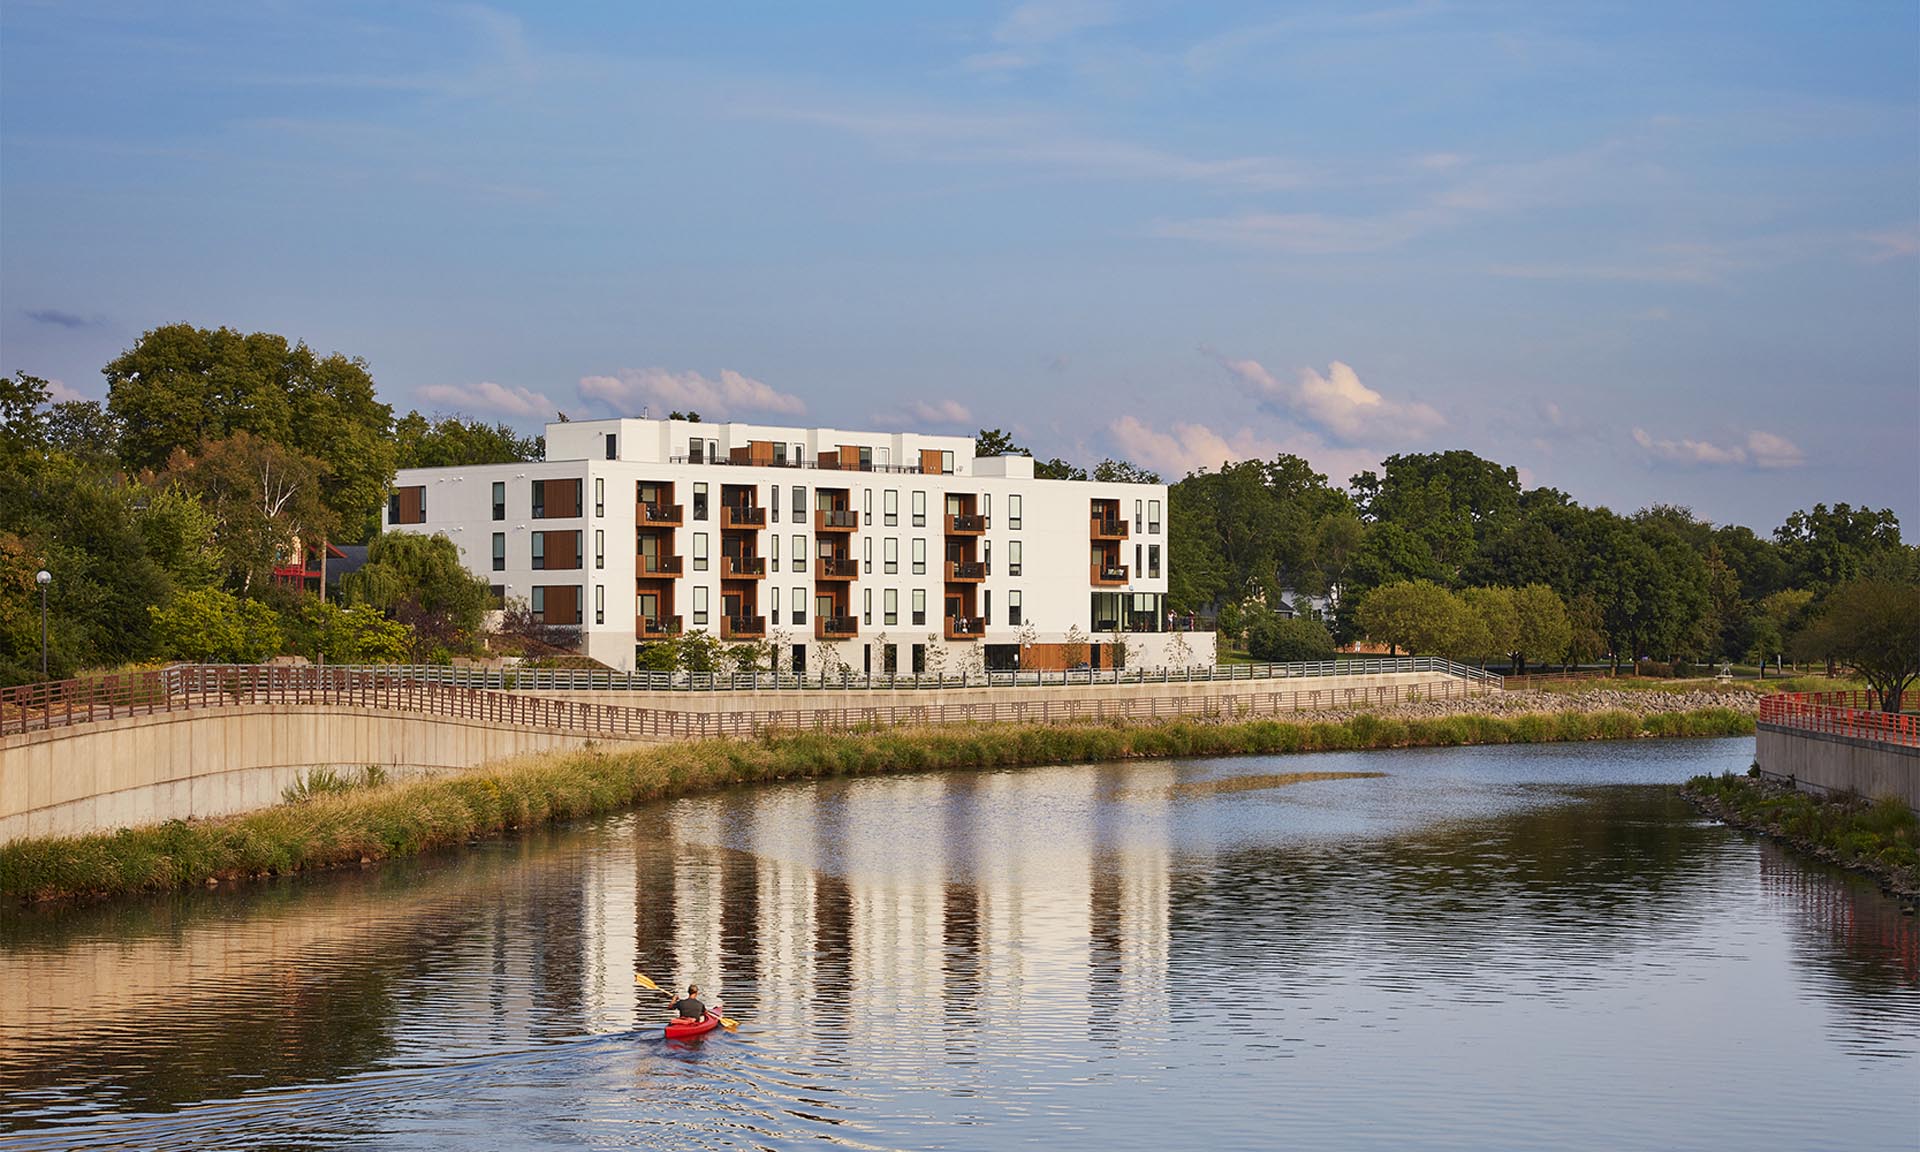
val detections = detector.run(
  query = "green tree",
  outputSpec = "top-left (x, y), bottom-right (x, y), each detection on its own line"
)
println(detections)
top-left (1245, 611), bottom-right (1337, 663)
top-left (341, 532), bottom-right (492, 651)
top-left (283, 599), bottom-right (412, 664)
top-left (1034, 457), bottom-right (1087, 481)
top-left (1509, 584), bottom-right (1572, 675)
top-left (1091, 458), bottom-right (1161, 484)
top-left (1356, 580), bottom-right (1463, 657)
top-left (164, 432), bottom-right (333, 591)
top-left (1460, 586), bottom-right (1518, 667)
top-left (394, 410), bottom-right (543, 468)
top-left (1775, 504), bottom-right (1904, 592)
top-left (1791, 579), bottom-right (1920, 712)
top-left (148, 588), bottom-right (283, 663)
top-left (134, 484), bottom-right (222, 591)
top-left (974, 428), bottom-right (1027, 457)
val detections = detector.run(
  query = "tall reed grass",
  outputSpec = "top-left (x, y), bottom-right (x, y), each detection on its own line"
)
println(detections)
top-left (3, 706), bottom-right (1753, 903)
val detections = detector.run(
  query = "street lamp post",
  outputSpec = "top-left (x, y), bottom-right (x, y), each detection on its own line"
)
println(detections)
top-left (35, 569), bottom-right (51, 679)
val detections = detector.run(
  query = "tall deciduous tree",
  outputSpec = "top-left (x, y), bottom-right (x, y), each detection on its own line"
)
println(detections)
top-left (1509, 584), bottom-right (1572, 675)
top-left (1792, 579), bottom-right (1920, 712)
top-left (395, 410), bottom-right (543, 468)
top-left (1356, 579), bottom-right (1463, 657)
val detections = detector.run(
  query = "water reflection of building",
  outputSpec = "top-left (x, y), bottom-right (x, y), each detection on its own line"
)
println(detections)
top-left (1757, 845), bottom-right (1919, 988)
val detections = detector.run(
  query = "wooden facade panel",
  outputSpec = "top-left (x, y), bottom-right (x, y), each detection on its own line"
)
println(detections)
top-left (536, 584), bottom-right (582, 624)
top-left (537, 530), bottom-right (582, 570)
top-left (535, 479), bottom-right (582, 518)
top-left (390, 486), bottom-right (426, 525)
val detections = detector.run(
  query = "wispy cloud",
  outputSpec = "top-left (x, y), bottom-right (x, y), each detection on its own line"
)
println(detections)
top-left (1107, 415), bottom-right (1286, 478)
top-left (963, 1), bottom-right (1120, 73)
top-left (875, 398), bottom-right (973, 427)
top-left (1209, 351), bottom-right (1443, 444)
top-left (418, 380), bottom-right (557, 419)
top-left (1632, 427), bottom-right (1804, 469)
top-left (22, 308), bottom-right (101, 329)
top-left (1861, 227), bottom-right (1920, 263)
top-left (578, 367), bottom-right (806, 419)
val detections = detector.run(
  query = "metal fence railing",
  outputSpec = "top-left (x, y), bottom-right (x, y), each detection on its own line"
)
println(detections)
top-left (0, 661), bottom-right (1499, 740)
top-left (1758, 690), bottom-right (1920, 748)
top-left (301, 655), bottom-right (1504, 694)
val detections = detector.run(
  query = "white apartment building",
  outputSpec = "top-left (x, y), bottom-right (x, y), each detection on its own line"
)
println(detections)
top-left (385, 417), bottom-right (1216, 674)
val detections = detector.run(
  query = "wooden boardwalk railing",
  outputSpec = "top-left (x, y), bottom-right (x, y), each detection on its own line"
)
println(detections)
top-left (1759, 690), bottom-right (1920, 748)
top-left (0, 664), bottom-right (1494, 742)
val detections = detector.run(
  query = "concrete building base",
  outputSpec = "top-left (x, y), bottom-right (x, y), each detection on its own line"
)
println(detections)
top-left (1756, 724), bottom-right (1920, 811)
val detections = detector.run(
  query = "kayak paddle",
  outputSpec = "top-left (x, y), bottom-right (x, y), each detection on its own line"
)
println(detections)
top-left (635, 971), bottom-right (738, 1031)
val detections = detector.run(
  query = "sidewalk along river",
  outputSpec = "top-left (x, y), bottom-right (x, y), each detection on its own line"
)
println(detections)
top-left (2, 737), bottom-right (1914, 1150)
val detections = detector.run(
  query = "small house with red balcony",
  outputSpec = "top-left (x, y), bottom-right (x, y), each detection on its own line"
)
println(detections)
top-left (272, 537), bottom-right (370, 595)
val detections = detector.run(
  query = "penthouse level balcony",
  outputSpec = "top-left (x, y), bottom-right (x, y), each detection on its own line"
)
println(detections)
top-left (638, 503), bottom-right (684, 527)
top-left (1091, 562), bottom-right (1130, 586)
top-left (1090, 516), bottom-right (1129, 540)
top-left (638, 553), bottom-right (683, 577)
top-left (817, 557), bottom-right (859, 581)
top-left (721, 504), bottom-right (766, 530)
top-left (944, 615), bottom-right (985, 641)
top-left (944, 560), bottom-right (988, 582)
top-left (815, 615), bottom-right (859, 640)
top-left (721, 615), bottom-right (766, 639)
top-left (944, 513), bottom-right (988, 535)
top-left (722, 555), bottom-right (767, 579)
top-left (638, 615), bottom-right (683, 638)
top-left (816, 509), bottom-right (858, 532)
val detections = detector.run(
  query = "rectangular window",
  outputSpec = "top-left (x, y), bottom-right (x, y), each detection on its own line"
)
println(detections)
top-left (595, 529), bottom-right (605, 570)
top-left (595, 584), bottom-right (605, 624)
top-left (984, 590), bottom-right (991, 626)
top-left (492, 532), bottom-right (506, 572)
top-left (1149, 543), bottom-right (1161, 578)
top-left (771, 587), bottom-right (781, 625)
top-left (489, 584), bottom-right (505, 608)
top-left (1009, 540), bottom-right (1022, 577)
top-left (884, 489), bottom-right (898, 527)
top-left (912, 643), bottom-right (925, 675)
top-left (770, 533), bottom-right (780, 572)
top-left (689, 439), bottom-right (704, 464)
top-left (492, 481), bottom-right (505, 521)
top-left (792, 586), bottom-right (807, 625)
top-left (912, 538), bottom-right (926, 575)
top-left (1149, 499), bottom-right (1161, 534)
top-left (884, 538), bottom-right (898, 574)
top-left (912, 490), bottom-right (927, 528)
top-left (1135, 543), bottom-right (1142, 575)
top-left (793, 486), bottom-right (806, 518)
top-left (863, 536), bottom-right (873, 574)
top-left (1009, 590), bottom-right (1022, 627)
top-left (1009, 494), bottom-right (1022, 530)
top-left (693, 586), bottom-right (708, 627)
top-left (532, 532), bottom-right (546, 570)
top-left (912, 588), bottom-right (926, 627)
top-left (693, 532), bottom-right (709, 572)
top-left (863, 587), bottom-right (873, 625)
top-left (693, 482), bottom-right (709, 521)
top-left (771, 485), bottom-right (780, 523)
top-left (941, 450), bottom-right (955, 475)
top-left (792, 535), bottom-right (807, 573)
top-left (863, 488), bottom-right (873, 522)
top-left (884, 589), bottom-right (898, 626)
top-left (791, 443), bottom-right (803, 466)
top-left (532, 587), bottom-right (545, 618)
top-left (773, 443), bottom-right (787, 467)
top-left (1135, 500), bottom-right (1143, 533)
top-left (982, 493), bottom-right (991, 521)
top-left (708, 439), bottom-right (719, 463)
top-left (388, 485), bottom-right (426, 525)
top-left (595, 477), bottom-right (605, 517)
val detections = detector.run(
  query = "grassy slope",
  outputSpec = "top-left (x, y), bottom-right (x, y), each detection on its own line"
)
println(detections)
top-left (1684, 773), bottom-right (1919, 898)
top-left (3, 707), bottom-right (1754, 903)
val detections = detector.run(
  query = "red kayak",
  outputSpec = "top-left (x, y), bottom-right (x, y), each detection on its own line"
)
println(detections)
top-left (665, 1003), bottom-right (723, 1039)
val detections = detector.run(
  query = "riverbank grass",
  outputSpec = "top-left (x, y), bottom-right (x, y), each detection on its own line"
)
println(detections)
top-left (1684, 773), bottom-right (1919, 899)
top-left (2, 706), bottom-right (1754, 903)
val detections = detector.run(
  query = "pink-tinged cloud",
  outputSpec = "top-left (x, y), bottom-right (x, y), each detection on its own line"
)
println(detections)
top-left (578, 367), bottom-right (805, 419)
top-left (1210, 352), bottom-right (1443, 444)
top-left (418, 380), bottom-right (556, 419)
top-left (1631, 427), bottom-right (1804, 469)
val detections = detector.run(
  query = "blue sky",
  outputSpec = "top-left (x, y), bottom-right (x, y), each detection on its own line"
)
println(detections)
top-left (3, 1), bottom-right (1916, 531)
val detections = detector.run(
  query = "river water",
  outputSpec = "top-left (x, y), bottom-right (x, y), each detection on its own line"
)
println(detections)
top-left (2, 737), bottom-right (1916, 1150)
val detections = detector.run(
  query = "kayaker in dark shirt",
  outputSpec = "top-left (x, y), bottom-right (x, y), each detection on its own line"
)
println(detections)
top-left (670, 984), bottom-right (707, 1020)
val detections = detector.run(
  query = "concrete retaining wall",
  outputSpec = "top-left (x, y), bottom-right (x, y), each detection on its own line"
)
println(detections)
top-left (1756, 724), bottom-right (1920, 811)
top-left (0, 706), bottom-right (632, 844)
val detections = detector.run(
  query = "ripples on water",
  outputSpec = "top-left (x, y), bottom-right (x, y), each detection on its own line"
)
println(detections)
top-left (2, 737), bottom-right (1915, 1150)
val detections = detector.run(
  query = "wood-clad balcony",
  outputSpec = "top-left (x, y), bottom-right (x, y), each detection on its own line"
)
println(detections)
top-left (944, 513), bottom-right (988, 535)
top-left (814, 615), bottom-right (859, 640)
top-left (721, 615), bottom-right (766, 639)
top-left (638, 503), bottom-right (684, 527)
top-left (944, 615), bottom-right (985, 641)
top-left (817, 557), bottom-right (859, 581)
top-left (638, 615), bottom-right (683, 638)
top-left (638, 553), bottom-right (683, 577)
top-left (721, 554), bottom-right (767, 579)
top-left (1090, 516), bottom-right (1129, 540)
top-left (721, 504), bottom-right (767, 530)
top-left (816, 508), bottom-right (858, 532)
top-left (1091, 562), bottom-right (1130, 586)
top-left (944, 560), bottom-right (988, 583)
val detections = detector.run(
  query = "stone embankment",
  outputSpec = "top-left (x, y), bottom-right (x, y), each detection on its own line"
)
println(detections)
top-left (1315, 688), bottom-right (1758, 724)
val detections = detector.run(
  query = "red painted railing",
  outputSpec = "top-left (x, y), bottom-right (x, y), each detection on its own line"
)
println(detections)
top-left (1758, 690), bottom-right (1920, 748)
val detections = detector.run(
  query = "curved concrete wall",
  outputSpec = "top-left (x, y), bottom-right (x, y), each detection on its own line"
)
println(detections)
top-left (1756, 725), bottom-right (1920, 811)
top-left (0, 705), bottom-right (635, 843)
